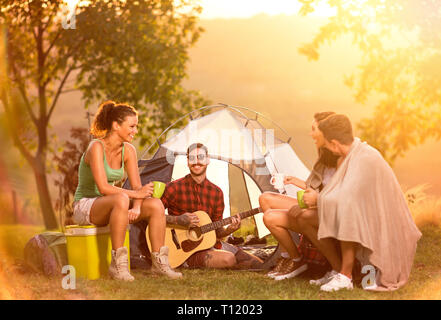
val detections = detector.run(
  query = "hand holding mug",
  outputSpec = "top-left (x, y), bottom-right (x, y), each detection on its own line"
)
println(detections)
top-left (270, 173), bottom-right (285, 190)
top-left (303, 188), bottom-right (318, 208)
top-left (133, 182), bottom-right (154, 199)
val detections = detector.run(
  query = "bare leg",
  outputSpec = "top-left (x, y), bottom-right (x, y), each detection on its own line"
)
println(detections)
top-left (259, 193), bottom-right (299, 255)
top-left (295, 208), bottom-right (341, 272)
top-left (89, 193), bottom-right (130, 250)
top-left (263, 209), bottom-right (301, 259)
top-left (132, 197), bottom-right (166, 253)
top-left (259, 192), bottom-right (298, 212)
top-left (340, 241), bottom-right (357, 279)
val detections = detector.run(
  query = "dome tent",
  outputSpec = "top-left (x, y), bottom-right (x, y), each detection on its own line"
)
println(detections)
top-left (125, 104), bottom-right (310, 269)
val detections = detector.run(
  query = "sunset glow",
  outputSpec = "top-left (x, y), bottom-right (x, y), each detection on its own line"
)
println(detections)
top-left (198, 0), bottom-right (337, 19)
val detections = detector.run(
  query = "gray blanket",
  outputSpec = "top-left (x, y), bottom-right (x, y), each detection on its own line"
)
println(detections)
top-left (318, 138), bottom-right (422, 291)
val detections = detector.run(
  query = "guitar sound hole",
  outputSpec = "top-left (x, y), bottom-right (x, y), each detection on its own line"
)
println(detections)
top-left (187, 227), bottom-right (202, 241)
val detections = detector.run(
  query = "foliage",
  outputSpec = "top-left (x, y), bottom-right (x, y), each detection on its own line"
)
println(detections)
top-left (52, 127), bottom-right (90, 226)
top-left (298, 0), bottom-right (441, 163)
top-left (0, 0), bottom-right (209, 228)
top-left (405, 184), bottom-right (441, 228)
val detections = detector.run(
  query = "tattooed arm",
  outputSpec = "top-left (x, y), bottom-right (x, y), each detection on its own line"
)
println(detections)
top-left (165, 213), bottom-right (199, 228)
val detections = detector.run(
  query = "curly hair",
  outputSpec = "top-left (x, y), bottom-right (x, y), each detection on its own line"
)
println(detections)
top-left (90, 100), bottom-right (138, 138)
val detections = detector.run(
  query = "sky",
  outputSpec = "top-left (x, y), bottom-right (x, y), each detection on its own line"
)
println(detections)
top-left (197, 0), bottom-right (336, 19)
top-left (64, 0), bottom-right (337, 19)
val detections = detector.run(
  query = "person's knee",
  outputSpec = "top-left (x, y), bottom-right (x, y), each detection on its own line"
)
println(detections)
top-left (222, 253), bottom-right (236, 268)
top-left (263, 210), bottom-right (276, 228)
top-left (112, 193), bottom-right (130, 210)
top-left (142, 197), bottom-right (165, 215)
top-left (258, 193), bottom-right (270, 207)
top-left (286, 206), bottom-right (307, 232)
top-left (208, 252), bottom-right (236, 268)
top-left (288, 205), bottom-right (302, 221)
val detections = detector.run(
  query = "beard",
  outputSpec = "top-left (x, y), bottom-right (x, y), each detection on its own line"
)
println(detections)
top-left (190, 164), bottom-right (207, 177)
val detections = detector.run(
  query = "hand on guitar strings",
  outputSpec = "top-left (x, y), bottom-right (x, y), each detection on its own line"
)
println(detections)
top-left (227, 215), bottom-right (241, 234)
top-left (180, 212), bottom-right (200, 227)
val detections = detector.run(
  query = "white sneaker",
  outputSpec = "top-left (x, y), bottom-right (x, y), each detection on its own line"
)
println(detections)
top-left (320, 273), bottom-right (353, 292)
top-left (309, 270), bottom-right (338, 286)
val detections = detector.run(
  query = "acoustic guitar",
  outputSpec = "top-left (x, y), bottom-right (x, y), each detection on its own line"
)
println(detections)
top-left (146, 207), bottom-right (262, 268)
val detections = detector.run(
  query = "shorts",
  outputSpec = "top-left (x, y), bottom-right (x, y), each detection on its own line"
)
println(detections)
top-left (72, 197), bottom-right (99, 225)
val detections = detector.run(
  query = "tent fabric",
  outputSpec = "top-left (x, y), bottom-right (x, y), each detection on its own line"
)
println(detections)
top-left (171, 156), bottom-right (231, 218)
top-left (265, 143), bottom-right (311, 196)
top-left (124, 105), bottom-right (311, 269)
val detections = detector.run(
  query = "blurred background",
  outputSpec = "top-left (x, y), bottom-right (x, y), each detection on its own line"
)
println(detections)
top-left (1, 0), bottom-right (440, 227)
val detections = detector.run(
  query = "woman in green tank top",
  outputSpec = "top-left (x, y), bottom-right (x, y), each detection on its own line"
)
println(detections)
top-left (73, 100), bottom-right (181, 281)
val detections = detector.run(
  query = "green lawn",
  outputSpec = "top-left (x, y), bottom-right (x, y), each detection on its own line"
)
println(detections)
top-left (1, 224), bottom-right (440, 300)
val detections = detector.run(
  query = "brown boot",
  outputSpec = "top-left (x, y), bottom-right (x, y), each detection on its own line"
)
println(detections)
top-left (267, 257), bottom-right (290, 278)
top-left (274, 257), bottom-right (308, 281)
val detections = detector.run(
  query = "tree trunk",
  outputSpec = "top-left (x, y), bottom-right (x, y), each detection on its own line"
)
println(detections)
top-left (31, 156), bottom-right (58, 230)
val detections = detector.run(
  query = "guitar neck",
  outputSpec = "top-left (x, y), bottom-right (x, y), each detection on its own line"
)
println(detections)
top-left (199, 207), bottom-right (262, 234)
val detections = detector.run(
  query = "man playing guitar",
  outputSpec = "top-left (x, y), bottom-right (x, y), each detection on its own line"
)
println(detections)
top-left (161, 143), bottom-right (263, 269)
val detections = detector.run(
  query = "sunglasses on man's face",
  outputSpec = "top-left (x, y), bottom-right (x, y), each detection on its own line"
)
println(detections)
top-left (188, 154), bottom-right (207, 162)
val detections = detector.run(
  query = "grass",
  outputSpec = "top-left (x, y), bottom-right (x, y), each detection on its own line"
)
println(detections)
top-left (406, 184), bottom-right (441, 228)
top-left (1, 223), bottom-right (441, 300)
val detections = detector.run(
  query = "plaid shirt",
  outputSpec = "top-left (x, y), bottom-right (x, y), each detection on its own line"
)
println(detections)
top-left (161, 174), bottom-right (225, 249)
top-left (298, 234), bottom-right (330, 267)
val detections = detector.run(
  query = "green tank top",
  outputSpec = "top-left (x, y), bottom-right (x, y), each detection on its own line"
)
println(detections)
top-left (74, 140), bottom-right (125, 201)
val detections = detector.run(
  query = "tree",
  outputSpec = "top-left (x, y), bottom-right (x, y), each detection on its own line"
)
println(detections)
top-left (53, 127), bottom-right (90, 227)
top-left (0, 0), bottom-right (209, 229)
top-left (298, 0), bottom-right (441, 163)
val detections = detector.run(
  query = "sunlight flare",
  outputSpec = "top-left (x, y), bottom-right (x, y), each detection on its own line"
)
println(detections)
top-left (198, 0), bottom-right (337, 19)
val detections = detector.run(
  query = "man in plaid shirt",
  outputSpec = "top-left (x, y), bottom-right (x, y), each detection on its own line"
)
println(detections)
top-left (162, 143), bottom-right (262, 269)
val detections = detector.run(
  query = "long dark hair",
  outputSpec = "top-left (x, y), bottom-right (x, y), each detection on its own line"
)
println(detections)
top-left (314, 111), bottom-right (339, 168)
top-left (90, 100), bottom-right (138, 138)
